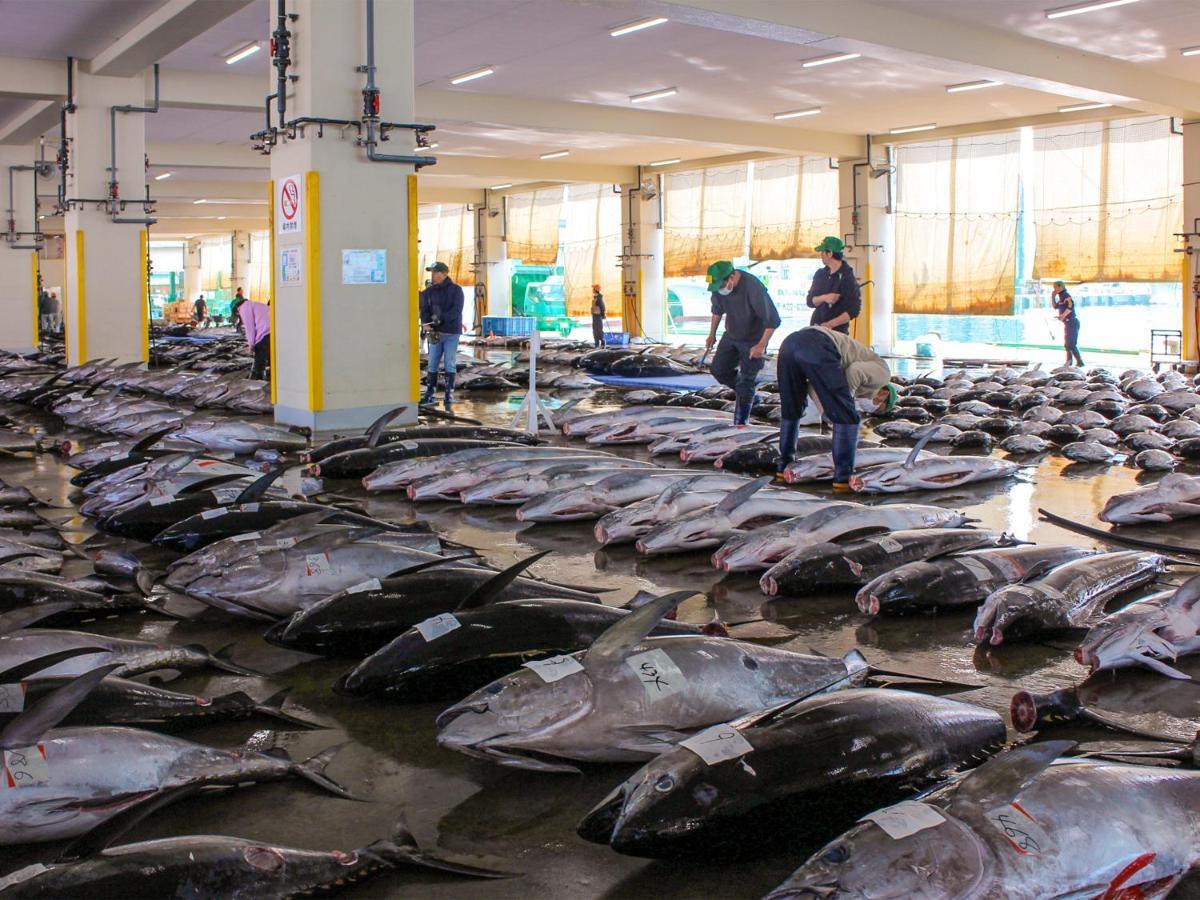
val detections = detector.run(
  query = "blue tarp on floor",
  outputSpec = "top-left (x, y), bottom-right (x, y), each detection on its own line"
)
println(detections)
top-left (587, 373), bottom-right (718, 392)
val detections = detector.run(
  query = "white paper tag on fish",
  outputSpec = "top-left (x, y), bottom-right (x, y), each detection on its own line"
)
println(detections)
top-left (346, 578), bottom-right (381, 594)
top-left (4, 744), bottom-right (49, 788)
top-left (273, 537), bottom-right (298, 549)
top-left (415, 613), bottom-right (461, 642)
top-left (0, 684), bottom-right (24, 713)
top-left (304, 553), bottom-right (333, 577)
top-left (956, 556), bottom-right (994, 581)
top-left (679, 724), bottom-right (754, 765)
top-left (214, 487), bottom-right (242, 503)
top-left (985, 803), bottom-right (1052, 856)
top-left (201, 507), bottom-right (228, 520)
top-left (626, 648), bottom-right (686, 700)
top-left (0, 864), bottom-right (48, 891)
top-left (231, 531), bottom-right (262, 543)
top-left (870, 535), bottom-right (903, 553)
top-left (862, 801), bottom-right (945, 840)
top-left (149, 495), bottom-right (174, 506)
top-left (240, 502), bottom-right (260, 513)
top-left (523, 655), bottom-right (585, 683)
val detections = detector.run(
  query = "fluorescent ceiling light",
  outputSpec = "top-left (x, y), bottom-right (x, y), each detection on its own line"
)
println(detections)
top-left (450, 66), bottom-right (494, 85)
top-left (154, 172), bottom-right (172, 181)
top-left (1045, 0), bottom-right (1137, 19)
top-left (217, 216), bottom-right (227, 221)
top-left (1182, 46), bottom-right (1200, 56)
top-left (610, 16), bottom-right (668, 37)
top-left (649, 158), bottom-right (681, 167)
top-left (890, 123), bottom-right (937, 134)
top-left (1058, 101), bottom-right (1112, 112)
top-left (630, 87), bottom-right (677, 103)
top-left (774, 107), bottom-right (822, 120)
top-left (224, 43), bottom-right (260, 65)
top-left (946, 79), bottom-right (1002, 93)
top-left (801, 52), bottom-right (860, 68)
top-left (414, 143), bottom-right (439, 152)
top-left (539, 150), bottom-right (570, 160)
top-left (490, 183), bottom-right (513, 190)
top-left (193, 199), bottom-right (207, 204)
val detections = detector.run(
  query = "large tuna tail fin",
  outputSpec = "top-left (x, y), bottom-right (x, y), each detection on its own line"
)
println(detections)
top-left (293, 743), bottom-right (366, 800)
top-left (371, 817), bottom-right (516, 878)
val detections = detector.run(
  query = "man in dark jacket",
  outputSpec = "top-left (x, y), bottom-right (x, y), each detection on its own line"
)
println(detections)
top-left (420, 261), bottom-right (465, 410)
top-left (591, 284), bottom-right (606, 348)
top-left (806, 236), bottom-right (861, 334)
top-left (705, 260), bottom-right (781, 425)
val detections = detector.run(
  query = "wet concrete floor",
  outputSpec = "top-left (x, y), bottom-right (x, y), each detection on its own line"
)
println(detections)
top-left (2, 385), bottom-right (1200, 898)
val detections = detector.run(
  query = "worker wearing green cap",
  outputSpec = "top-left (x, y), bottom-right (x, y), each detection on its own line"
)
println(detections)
top-left (704, 260), bottom-right (781, 425)
top-left (1050, 280), bottom-right (1083, 367)
top-left (807, 236), bottom-right (861, 334)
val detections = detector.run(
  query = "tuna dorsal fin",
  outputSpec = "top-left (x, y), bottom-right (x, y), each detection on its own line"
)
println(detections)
top-left (366, 406), bottom-right (408, 448)
top-left (0, 601), bottom-right (80, 635)
top-left (378, 553), bottom-right (473, 587)
top-left (905, 428), bottom-right (936, 468)
top-left (456, 551), bottom-right (552, 611)
top-left (947, 740), bottom-right (1075, 815)
top-left (655, 475), bottom-right (707, 509)
top-left (235, 466), bottom-right (289, 505)
top-left (0, 663), bottom-right (120, 750)
top-left (583, 590), bottom-right (699, 671)
top-left (177, 473), bottom-right (248, 496)
top-left (1171, 573), bottom-right (1200, 611)
top-left (58, 785), bottom-right (201, 861)
top-left (131, 427), bottom-right (175, 453)
top-left (0, 648), bottom-right (112, 682)
top-left (619, 590), bottom-right (660, 611)
top-left (715, 476), bottom-right (772, 514)
top-left (262, 510), bottom-right (338, 538)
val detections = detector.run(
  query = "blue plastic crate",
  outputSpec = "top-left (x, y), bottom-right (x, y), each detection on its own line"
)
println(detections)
top-left (482, 316), bottom-right (535, 337)
top-left (604, 331), bottom-right (630, 346)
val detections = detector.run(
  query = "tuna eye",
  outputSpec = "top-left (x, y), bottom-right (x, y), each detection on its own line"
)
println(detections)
top-left (654, 774), bottom-right (675, 793)
top-left (823, 845), bottom-right (850, 865)
top-left (484, 682), bottom-right (504, 695)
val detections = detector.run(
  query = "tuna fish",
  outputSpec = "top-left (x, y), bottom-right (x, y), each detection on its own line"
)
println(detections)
top-left (999, 434), bottom-right (1051, 455)
top-left (1134, 449), bottom-right (1177, 471)
top-left (972, 550), bottom-right (1167, 645)
top-left (168, 417), bottom-right (308, 454)
top-left (781, 448), bottom-right (934, 484)
top-left (1061, 441), bottom-right (1122, 464)
top-left (1100, 473), bottom-right (1200, 524)
top-left (516, 470), bottom-right (732, 522)
top-left (593, 474), bottom-right (752, 546)
top-left (1075, 574), bottom-right (1200, 679)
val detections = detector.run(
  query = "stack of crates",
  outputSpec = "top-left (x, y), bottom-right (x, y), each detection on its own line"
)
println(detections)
top-left (482, 316), bottom-right (536, 337)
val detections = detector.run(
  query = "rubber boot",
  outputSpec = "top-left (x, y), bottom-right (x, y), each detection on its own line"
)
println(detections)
top-left (776, 417), bottom-right (800, 480)
top-left (422, 372), bottom-right (437, 405)
top-left (831, 422), bottom-right (859, 491)
top-left (443, 373), bottom-right (456, 411)
top-left (733, 400), bottom-right (749, 427)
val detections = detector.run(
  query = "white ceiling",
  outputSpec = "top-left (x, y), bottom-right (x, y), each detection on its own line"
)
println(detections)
top-left (0, 0), bottom-right (164, 60)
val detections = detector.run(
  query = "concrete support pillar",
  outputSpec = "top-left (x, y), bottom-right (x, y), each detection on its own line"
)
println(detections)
top-left (476, 201), bottom-right (510, 317)
top-left (1184, 123), bottom-right (1200, 363)
top-left (269, 0), bottom-right (418, 430)
top-left (63, 69), bottom-right (148, 365)
top-left (184, 238), bottom-right (201, 302)
top-left (0, 144), bottom-right (43, 351)
top-left (620, 182), bottom-right (665, 340)
top-left (838, 158), bottom-right (895, 354)
top-left (231, 230), bottom-right (251, 297)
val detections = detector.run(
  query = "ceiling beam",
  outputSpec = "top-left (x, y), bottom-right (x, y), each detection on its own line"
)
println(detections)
top-left (149, 142), bottom-right (269, 169)
top-left (156, 69), bottom-right (266, 113)
top-left (89, 0), bottom-right (256, 77)
top-left (0, 58), bottom-right (68, 102)
top-left (0, 101), bottom-right (59, 145)
top-left (415, 186), bottom-right (487, 206)
top-left (417, 88), bottom-right (865, 158)
top-left (882, 105), bottom-right (1147, 147)
top-left (426, 154), bottom-right (636, 184)
top-left (654, 0), bottom-right (1200, 118)
top-left (148, 180), bottom-right (268, 201)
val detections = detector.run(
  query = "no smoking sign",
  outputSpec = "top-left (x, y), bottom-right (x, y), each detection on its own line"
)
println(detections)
top-left (277, 174), bottom-right (304, 235)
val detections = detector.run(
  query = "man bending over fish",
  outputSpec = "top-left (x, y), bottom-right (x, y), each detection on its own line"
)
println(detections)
top-left (777, 327), bottom-right (897, 491)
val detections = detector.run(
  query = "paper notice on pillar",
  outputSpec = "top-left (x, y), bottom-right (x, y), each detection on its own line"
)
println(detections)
top-left (342, 249), bottom-right (387, 285)
top-left (280, 248), bottom-right (302, 286)
top-left (277, 175), bottom-right (304, 235)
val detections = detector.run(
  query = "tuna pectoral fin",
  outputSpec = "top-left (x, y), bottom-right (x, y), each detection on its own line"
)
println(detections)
top-left (583, 590), bottom-right (700, 672)
top-left (1169, 574), bottom-right (1200, 611)
top-left (0, 663), bottom-right (120, 749)
top-left (131, 427), bottom-right (176, 454)
top-left (294, 743), bottom-right (366, 800)
top-left (456, 550), bottom-right (553, 611)
top-left (376, 819), bottom-right (516, 878)
top-left (0, 648), bottom-right (111, 682)
top-left (905, 429), bottom-right (936, 467)
top-left (947, 740), bottom-right (1075, 816)
top-left (176, 473), bottom-right (248, 496)
top-left (0, 600), bottom-right (81, 634)
top-left (715, 476), bottom-right (772, 514)
top-left (866, 664), bottom-right (985, 694)
top-left (1134, 655), bottom-right (1194, 681)
top-left (57, 785), bottom-right (200, 861)
top-left (234, 465), bottom-right (290, 505)
top-left (365, 405), bottom-right (408, 449)
top-left (254, 687), bottom-right (326, 729)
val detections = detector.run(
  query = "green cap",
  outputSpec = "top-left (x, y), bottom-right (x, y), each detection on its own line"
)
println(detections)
top-left (426, 261), bottom-right (450, 274)
top-left (881, 382), bottom-right (898, 413)
top-left (706, 260), bottom-right (735, 291)
top-left (1053, 280), bottom-right (1065, 288)
top-left (814, 236), bottom-right (845, 253)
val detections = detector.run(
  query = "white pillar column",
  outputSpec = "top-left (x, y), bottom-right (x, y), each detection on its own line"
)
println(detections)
top-left (63, 69), bottom-right (148, 365)
top-left (183, 238), bottom-right (201, 302)
top-left (838, 157), bottom-right (895, 354)
top-left (620, 181), bottom-right (666, 340)
top-left (269, 0), bottom-right (419, 431)
top-left (1184, 123), bottom-right (1200, 363)
top-left (476, 200), bottom-right (510, 317)
top-left (231, 230), bottom-right (251, 297)
top-left (0, 144), bottom-right (43, 351)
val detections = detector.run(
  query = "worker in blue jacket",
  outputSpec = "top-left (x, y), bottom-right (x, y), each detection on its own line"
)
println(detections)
top-left (420, 262), bottom-right (465, 410)
top-left (704, 260), bottom-right (781, 426)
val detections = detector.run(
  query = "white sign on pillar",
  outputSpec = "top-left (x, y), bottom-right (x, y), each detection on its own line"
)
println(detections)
top-left (277, 175), bottom-right (304, 236)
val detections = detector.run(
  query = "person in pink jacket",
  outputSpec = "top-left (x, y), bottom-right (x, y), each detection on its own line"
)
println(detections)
top-left (241, 300), bottom-right (271, 381)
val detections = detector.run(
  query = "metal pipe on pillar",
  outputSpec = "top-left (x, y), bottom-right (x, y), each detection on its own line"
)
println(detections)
top-left (107, 64), bottom-right (158, 225)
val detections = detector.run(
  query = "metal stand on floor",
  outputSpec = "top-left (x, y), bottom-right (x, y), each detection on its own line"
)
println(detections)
top-left (510, 328), bottom-right (556, 434)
